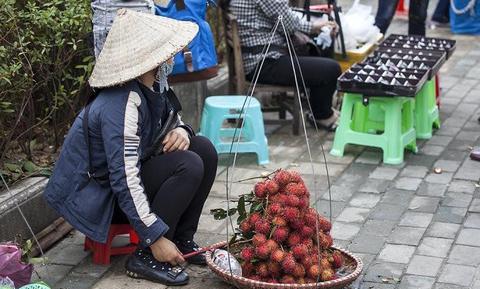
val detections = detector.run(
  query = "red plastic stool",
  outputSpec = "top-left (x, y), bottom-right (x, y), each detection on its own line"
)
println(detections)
top-left (435, 74), bottom-right (441, 108)
top-left (84, 224), bottom-right (139, 265)
top-left (395, 0), bottom-right (408, 17)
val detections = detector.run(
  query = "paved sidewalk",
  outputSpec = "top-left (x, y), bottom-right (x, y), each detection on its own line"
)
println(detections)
top-left (32, 1), bottom-right (480, 288)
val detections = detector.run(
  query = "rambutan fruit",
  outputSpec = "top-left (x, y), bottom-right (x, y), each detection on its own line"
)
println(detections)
top-left (301, 238), bottom-right (314, 248)
top-left (289, 171), bottom-right (303, 183)
top-left (285, 182), bottom-right (307, 197)
top-left (272, 226), bottom-right (289, 242)
top-left (257, 262), bottom-right (269, 278)
top-left (273, 170), bottom-right (292, 187)
top-left (292, 244), bottom-right (309, 259)
top-left (264, 179), bottom-right (279, 195)
top-left (304, 212), bottom-right (318, 227)
top-left (270, 249), bottom-right (286, 263)
top-left (281, 254), bottom-right (297, 274)
top-left (332, 251), bottom-right (344, 268)
top-left (293, 264), bottom-right (306, 278)
top-left (240, 246), bottom-right (255, 262)
top-left (255, 219), bottom-right (271, 235)
top-left (301, 255), bottom-right (314, 269)
top-left (304, 277), bottom-right (316, 284)
top-left (252, 233), bottom-right (267, 247)
top-left (318, 216), bottom-right (332, 232)
top-left (272, 216), bottom-right (287, 227)
top-left (239, 219), bottom-right (252, 234)
top-left (300, 225), bottom-right (314, 238)
top-left (320, 258), bottom-right (331, 270)
top-left (267, 261), bottom-right (282, 277)
top-left (255, 244), bottom-right (271, 259)
top-left (298, 196), bottom-right (309, 209)
top-left (265, 239), bottom-right (279, 252)
top-left (287, 232), bottom-right (302, 247)
top-left (289, 218), bottom-right (304, 230)
top-left (321, 268), bottom-right (335, 281)
top-left (283, 206), bottom-right (300, 220)
top-left (241, 262), bottom-right (255, 277)
top-left (297, 277), bottom-right (306, 284)
top-left (285, 194), bottom-right (300, 207)
top-left (254, 182), bottom-right (268, 199)
top-left (279, 275), bottom-right (295, 284)
top-left (249, 212), bottom-right (262, 226)
top-left (249, 275), bottom-right (261, 281)
top-left (307, 264), bottom-right (321, 279)
top-left (267, 203), bottom-right (282, 216)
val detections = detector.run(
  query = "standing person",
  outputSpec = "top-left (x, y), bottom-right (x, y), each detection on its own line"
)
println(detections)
top-left (431, 0), bottom-right (450, 25)
top-left (44, 10), bottom-right (218, 285)
top-left (374, 0), bottom-right (430, 36)
top-left (91, 0), bottom-right (155, 57)
top-left (228, 0), bottom-right (342, 131)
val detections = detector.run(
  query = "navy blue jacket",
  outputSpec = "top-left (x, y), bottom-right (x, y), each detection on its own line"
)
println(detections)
top-left (44, 80), bottom-right (178, 247)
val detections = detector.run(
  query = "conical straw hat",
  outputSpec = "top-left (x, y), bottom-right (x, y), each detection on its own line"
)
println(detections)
top-left (89, 9), bottom-right (199, 88)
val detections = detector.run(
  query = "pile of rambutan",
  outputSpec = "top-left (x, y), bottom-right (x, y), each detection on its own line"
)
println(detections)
top-left (236, 169), bottom-right (344, 284)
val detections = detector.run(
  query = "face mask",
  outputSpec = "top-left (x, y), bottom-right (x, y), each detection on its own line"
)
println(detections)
top-left (156, 58), bottom-right (175, 93)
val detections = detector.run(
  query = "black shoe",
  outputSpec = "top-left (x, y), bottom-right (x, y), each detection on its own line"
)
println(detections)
top-left (174, 239), bottom-right (207, 266)
top-left (125, 249), bottom-right (189, 286)
top-left (306, 111), bottom-right (338, 132)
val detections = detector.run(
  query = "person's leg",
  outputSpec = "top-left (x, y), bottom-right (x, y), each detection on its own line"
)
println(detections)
top-left (247, 56), bottom-right (341, 120)
top-left (375, 0), bottom-right (401, 34)
top-left (432, 0), bottom-right (450, 23)
top-left (141, 150), bottom-right (205, 240)
top-left (409, 0), bottom-right (430, 35)
top-left (173, 136), bottom-right (218, 241)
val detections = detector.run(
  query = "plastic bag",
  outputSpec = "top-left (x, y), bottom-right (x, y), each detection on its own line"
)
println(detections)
top-left (0, 244), bottom-right (33, 288)
top-left (335, 0), bottom-right (381, 52)
top-left (212, 249), bottom-right (242, 276)
top-left (0, 277), bottom-right (15, 289)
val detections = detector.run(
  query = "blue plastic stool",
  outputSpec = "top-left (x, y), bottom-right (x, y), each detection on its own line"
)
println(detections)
top-left (199, 96), bottom-right (269, 165)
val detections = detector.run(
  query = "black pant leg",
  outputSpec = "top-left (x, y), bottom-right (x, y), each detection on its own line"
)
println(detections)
top-left (375, 0), bottom-right (400, 34)
top-left (173, 136), bottom-right (218, 241)
top-left (248, 56), bottom-right (341, 119)
top-left (141, 149), bottom-right (205, 240)
top-left (409, 0), bottom-right (430, 35)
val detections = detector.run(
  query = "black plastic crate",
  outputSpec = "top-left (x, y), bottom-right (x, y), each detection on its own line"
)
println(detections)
top-left (364, 55), bottom-right (440, 80)
top-left (337, 64), bottom-right (428, 97)
top-left (380, 34), bottom-right (456, 59)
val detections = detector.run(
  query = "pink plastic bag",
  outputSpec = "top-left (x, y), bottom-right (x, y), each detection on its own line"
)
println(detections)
top-left (0, 244), bottom-right (33, 288)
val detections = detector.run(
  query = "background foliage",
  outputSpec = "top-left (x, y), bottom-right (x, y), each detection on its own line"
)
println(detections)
top-left (0, 0), bottom-right (224, 188)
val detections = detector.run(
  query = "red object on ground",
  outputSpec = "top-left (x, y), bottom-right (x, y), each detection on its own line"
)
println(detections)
top-left (396, 0), bottom-right (408, 17)
top-left (84, 224), bottom-right (139, 265)
top-left (435, 74), bottom-right (441, 108)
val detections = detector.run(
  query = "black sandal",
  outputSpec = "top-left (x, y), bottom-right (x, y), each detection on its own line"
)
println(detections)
top-left (306, 111), bottom-right (338, 132)
top-left (125, 249), bottom-right (189, 286)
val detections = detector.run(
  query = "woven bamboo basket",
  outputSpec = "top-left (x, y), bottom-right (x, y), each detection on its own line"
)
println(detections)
top-left (206, 241), bottom-right (363, 289)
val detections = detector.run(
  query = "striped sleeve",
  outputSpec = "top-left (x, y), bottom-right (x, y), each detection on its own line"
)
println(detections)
top-left (256, 0), bottom-right (313, 34)
top-left (101, 90), bottom-right (168, 246)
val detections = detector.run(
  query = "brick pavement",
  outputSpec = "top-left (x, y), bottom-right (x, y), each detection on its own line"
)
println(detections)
top-left (31, 1), bottom-right (480, 288)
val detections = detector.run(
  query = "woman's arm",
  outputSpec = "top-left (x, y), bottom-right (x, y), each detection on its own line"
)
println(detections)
top-left (101, 90), bottom-right (168, 247)
top-left (256, 0), bottom-right (313, 34)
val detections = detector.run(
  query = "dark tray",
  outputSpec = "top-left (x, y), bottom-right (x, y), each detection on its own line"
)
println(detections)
top-left (371, 49), bottom-right (446, 78)
top-left (337, 64), bottom-right (428, 97)
top-left (375, 47), bottom-right (446, 62)
top-left (364, 55), bottom-right (441, 80)
top-left (380, 34), bottom-right (456, 59)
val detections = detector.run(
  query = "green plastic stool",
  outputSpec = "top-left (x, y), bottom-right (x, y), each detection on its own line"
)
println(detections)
top-left (352, 79), bottom-right (440, 139)
top-left (415, 79), bottom-right (440, 139)
top-left (199, 95), bottom-right (269, 165)
top-left (331, 93), bottom-right (417, 165)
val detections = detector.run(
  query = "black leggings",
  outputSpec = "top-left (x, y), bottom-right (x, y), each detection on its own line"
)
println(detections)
top-left (113, 136), bottom-right (218, 241)
top-left (247, 56), bottom-right (342, 120)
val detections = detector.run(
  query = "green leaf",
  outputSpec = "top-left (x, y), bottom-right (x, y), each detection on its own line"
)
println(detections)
top-left (237, 196), bottom-right (246, 219)
top-left (23, 160), bottom-right (39, 173)
top-left (4, 163), bottom-right (22, 173)
top-left (210, 208), bottom-right (227, 220)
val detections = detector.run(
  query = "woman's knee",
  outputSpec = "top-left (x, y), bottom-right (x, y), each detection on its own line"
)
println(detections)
top-left (189, 136), bottom-right (218, 165)
top-left (175, 150), bottom-right (205, 182)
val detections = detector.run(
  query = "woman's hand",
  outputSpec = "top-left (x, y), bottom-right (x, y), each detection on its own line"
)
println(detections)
top-left (162, 127), bottom-right (190, 153)
top-left (150, 237), bottom-right (185, 265)
top-left (312, 20), bottom-right (338, 35)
